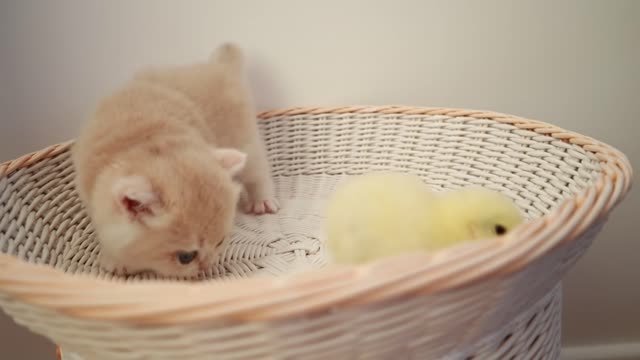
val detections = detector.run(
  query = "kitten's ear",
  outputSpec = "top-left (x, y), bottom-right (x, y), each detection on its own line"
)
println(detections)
top-left (211, 147), bottom-right (247, 176)
top-left (111, 176), bottom-right (161, 219)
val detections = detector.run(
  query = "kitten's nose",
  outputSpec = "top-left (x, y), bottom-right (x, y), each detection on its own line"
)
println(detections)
top-left (198, 261), bottom-right (209, 272)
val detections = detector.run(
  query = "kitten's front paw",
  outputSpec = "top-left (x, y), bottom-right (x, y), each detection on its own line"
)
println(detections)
top-left (243, 198), bottom-right (280, 215)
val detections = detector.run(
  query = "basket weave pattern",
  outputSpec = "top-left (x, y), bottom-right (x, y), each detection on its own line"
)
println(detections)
top-left (0, 106), bottom-right (632, 359)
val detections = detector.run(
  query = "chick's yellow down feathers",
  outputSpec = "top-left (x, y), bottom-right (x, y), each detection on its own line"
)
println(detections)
top-left (324, 172), bottom-right (525, 265)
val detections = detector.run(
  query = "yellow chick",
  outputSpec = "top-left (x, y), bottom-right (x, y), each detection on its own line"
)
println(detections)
top-left (324, 172), bottom-right (525, 265)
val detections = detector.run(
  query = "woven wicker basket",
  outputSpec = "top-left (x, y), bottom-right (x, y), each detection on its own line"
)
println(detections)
top-left (0, 106), bottom-right (632, 360)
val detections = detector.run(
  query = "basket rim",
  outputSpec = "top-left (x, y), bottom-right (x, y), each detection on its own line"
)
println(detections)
top-left (0, 105), bottom-right (633, 326)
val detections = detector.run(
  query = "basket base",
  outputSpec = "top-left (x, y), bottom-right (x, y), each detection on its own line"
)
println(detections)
top-left (459, 282), bottom-right (562, 359)
top-left (56, 283), bottom-right (562, 360)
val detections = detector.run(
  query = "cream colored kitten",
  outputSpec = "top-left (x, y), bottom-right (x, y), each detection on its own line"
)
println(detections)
top-left (72, 43), bottom-right (278, 277)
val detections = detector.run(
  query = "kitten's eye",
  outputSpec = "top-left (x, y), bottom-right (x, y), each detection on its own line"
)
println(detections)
top-left (494, 224), bottom-right (507, 235)
top-left (215, 240), bottom-right (224, 248)
top-left (176, 250), bottom-right (198, 265)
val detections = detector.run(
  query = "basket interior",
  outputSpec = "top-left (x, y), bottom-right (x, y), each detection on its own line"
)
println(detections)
top-left (0, 113), bottom-right (603, 282)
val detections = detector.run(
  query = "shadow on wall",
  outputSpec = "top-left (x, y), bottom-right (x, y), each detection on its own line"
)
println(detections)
top-left (0, 310), bottom-right (54, 359)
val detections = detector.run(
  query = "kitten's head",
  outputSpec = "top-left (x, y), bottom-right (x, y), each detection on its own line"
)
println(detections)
top-left (92, 147), bottom-right (246, 278)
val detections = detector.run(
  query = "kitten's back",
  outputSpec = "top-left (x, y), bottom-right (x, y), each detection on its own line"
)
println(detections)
top-left (133, 44), bottom-right (255, 148)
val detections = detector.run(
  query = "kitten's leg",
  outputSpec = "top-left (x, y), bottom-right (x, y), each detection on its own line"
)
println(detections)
top-left (238, 144), bottom-right (280, 215)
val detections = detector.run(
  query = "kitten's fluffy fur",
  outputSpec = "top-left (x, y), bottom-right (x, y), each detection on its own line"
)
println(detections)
top-left (72, 43), bottom-right (278, 277)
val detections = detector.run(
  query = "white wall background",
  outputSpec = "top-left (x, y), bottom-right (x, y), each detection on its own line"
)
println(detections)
top-left (0, 0), bottom-right (638, 358)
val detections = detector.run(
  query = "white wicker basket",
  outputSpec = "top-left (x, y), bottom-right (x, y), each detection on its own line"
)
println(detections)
top-left (0, 106), bottom-right (632, 360)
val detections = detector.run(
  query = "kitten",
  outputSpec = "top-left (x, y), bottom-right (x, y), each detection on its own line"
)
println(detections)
top-left (71, 43), bottom-right (278, 277)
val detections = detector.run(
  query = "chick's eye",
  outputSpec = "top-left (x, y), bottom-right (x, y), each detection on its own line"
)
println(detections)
top-left (494, 224), bottom-right (507, 235)
top-left (177, 250), bottom-right (198, 265)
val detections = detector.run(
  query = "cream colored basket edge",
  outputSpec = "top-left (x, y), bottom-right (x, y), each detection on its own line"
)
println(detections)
top-left (0, 105), bottom-right (633, 360)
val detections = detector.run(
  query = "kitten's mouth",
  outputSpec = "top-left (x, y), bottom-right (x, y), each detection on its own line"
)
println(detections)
top-left (198, 262), bottom-right (214, 273)
top-left (111, 268), bottom-right (155, 277)
top-left (131, 268), bottom-right (157, 276)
